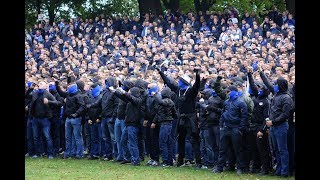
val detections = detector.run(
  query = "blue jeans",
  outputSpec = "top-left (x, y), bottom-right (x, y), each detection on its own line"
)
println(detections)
top-left (26, 117), bottom-right (35, 155)
top-left (90, 122), bottom-right (102, 156)
top-left (60, 118), bottom-right (65, 151)
top-left (64, 118), bottom-right (84, 158)
top-left (270, 122), bottom-right (289, 176)
top-left (84, 121), bottom-right (91, 152)
top-left (50, 117), bottom-right (60, 156)
top-left (217, 127), bottom-right (245, 170)
top-left (114, 118), bottom-right (125, 161)
top-left (101, 117), bottom-right (115, 158)
top-left (209, 125), bottom-right (220, 164)
top-left (185, 135), bottom-right (194, 161)
top-left (200, 129), bottom-right (214, 166)
top-left (121, 126), bottom-right (130, 161)
top-left (32, 118), bottom-right (53, 156)
top-left (171, 119), bottom-right (178, 159)
top-left (127, 126), bottom-right (140, 164)
top-left (159, 123), bottom-right (173, 165)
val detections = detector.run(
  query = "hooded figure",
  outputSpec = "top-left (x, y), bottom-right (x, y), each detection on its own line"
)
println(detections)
top-left (157, 67), bottom-right (202, 167)
top-left (267, 78), bottom-right (293, 177)
top-left (114, 86), bottom-right (143, 165)
top-left (154, 87), bottom-right (177, 166)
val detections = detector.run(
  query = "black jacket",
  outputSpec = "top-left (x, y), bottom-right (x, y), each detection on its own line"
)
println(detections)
top-left (29, 90), bottom-right (62, 119)
top-left (114, 87), bottom-right (143, 126)
top-left (248, 72), bottom-right (270, 132)
top-left (116, 80), bottom-right (134, 120)
top-left (197, 89), bottom-right (223, 129)
top-left (159, 70), bottom-right (200, 114)
top-left (56, 84), bottom-right (86, 118)
top-left (206, 94), bottom-right (223, 127)
top-left (260, 72), bottom-right (293, 126)
top-left (88, 77), bottom-right (118, 121)
top-left (154, 87), bottom-right (177, 124)
top-left (49, 89), bottom-right (64, 118)
top-left (86, 93), bottom-right (102, 123)
top-left (220, 97), bottom-right (248, 131)
top-left (269, 78), bottom-right (293, 126)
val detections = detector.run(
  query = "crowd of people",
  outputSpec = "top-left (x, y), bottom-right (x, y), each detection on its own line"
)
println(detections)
top-left (25, 7), bottom-right (295, 178)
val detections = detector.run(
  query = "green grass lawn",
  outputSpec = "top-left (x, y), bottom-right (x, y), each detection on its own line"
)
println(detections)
top-left (25, 157), bottom-right (294, 180)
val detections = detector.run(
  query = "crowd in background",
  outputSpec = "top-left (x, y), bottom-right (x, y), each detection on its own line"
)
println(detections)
top-left (25, 7), bottom-right (295, 178)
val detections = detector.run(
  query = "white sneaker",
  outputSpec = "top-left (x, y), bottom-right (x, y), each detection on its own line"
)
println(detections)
top-left (146, 159), bottom-right (154, 165)
top-left (151, 161), bottom-right (159, 166)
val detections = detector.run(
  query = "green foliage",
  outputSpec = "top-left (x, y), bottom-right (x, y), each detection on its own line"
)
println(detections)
top-left (25, 158), bottom-right (295, 179)
top-left (179, 0), bottom-right (195, 14)
top-left (212, 0), bottom-right (286, 21)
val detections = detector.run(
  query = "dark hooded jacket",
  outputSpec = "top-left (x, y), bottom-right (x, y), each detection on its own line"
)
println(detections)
top-left (269, 78), bottom-right (293, 126)
top-left (135, 79), bottom-right (149, 121)
top-left (197, 88), bottom-right (223, 129)
top-left (154, 87), bottom-right (177, 124)
top-left (114, 87), bottom-right (143, 126)
top-left (49, 89), bottom-right (65, 118)
top-left (220, 91), bottom-right (248, 131)
top-left (29, 90), bottom-right (62, 119)
top-left (87, 77), bottom-right (118, 121)
top-left (248, 72), bottom-right (270, 132)
top-left (206, 91), bottom-right (223, 126)
top-left (116, 80), bottom-right (134, 120)
top-left (158, 70), bottom-right (200, 114)
top-left (55, 82), bottom-right (86, 118)
top-left (86, 88), bottom-right (102, 123)
top-left (197, 89), bottom-right (212, 130)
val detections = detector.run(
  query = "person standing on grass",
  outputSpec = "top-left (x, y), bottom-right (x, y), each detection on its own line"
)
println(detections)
top-left (144, 82), bottom-right (161, 166)
top-left (113, 86), bottom-right (144, 166)
top-left (259, 68), bottom-right (293, 177)
top-left (48, 81), bottom-right (64, 157)
top-left (29, 81), bottom-right (62, 159)
top-left (156, 67), bottom-right (204, 169)
top-left (55, 81), bottom-right (86, 159)
top-left (86, 77), bottom-right (119, 161)
top-left (153, 87), bottom-right (178, 167)
top-left (115, 80), bottom-right (135, 164)
top-left (212, 84), bottom-right (248, 175)
top-left (85, 83), bottom-right (103, 160)
top-left (247, 68), bottom-right (272, 175)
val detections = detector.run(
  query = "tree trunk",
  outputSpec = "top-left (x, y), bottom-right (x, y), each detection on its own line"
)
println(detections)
top-left (138, 0), bottom-right (162, 19)
top-left (194, 0), bottom-right (201, 14)
top-left (285, 0), bottom-right (295, 16)
top-left (36, 0), bottom-right (41, 15)
top-left (47, 2), bottom-right (55, 25)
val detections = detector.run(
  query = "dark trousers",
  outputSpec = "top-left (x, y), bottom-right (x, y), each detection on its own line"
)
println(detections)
top-left (26, 117), bottom-right (35, 155)
top-left (217, 127), bottom-right (245, 171)
top-left (177, 125), bottom-right (201, 164)
top-left (270, 122), bottom-right (289, 176)
top-left (32, 118), bottom-right (53, 156)
top-left (200, 126), bottom-right (220, 166)
top-left (246, 129), bottom-right (260, 170)
top-left (171, 119), bottom-right (178, 158)
top-left (89, 122), bottom-right (102, 156)
top-left (50, 117), bottom-right (61, 156)
top-left (83, 121), bottom-right (91, 153)
top-left (138, 125), bottom-right (145, 159)
top-left (185, 135), bottom-right (194, 161)
top-left (257, 131), bottom-right (272, 172)
top-left (159, 123), bottom-right (173, 165)
top-left (288, 124), bottom-right (295, 174)
top-left (101, 117), bottom-right (113, 158)
top-left (127, 126), bottom-right (140, 164)
top-left (145, 121), bottom-right (160, 162)
top-left (60, 118), bottom-right (65, 151)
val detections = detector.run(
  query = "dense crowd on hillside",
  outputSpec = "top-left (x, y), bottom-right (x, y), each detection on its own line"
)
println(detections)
top-left (25, 7), bottom-right (295, 178)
